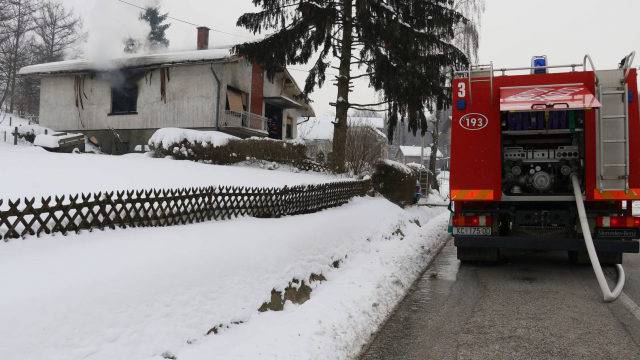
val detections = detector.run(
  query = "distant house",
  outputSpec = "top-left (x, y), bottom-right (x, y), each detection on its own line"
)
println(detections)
top-left (19, 27), bottom-right (314, 154)
top-left (392, 145), bottom-right (445, 168)
top-left (297, 116), bottom-right (388, 163)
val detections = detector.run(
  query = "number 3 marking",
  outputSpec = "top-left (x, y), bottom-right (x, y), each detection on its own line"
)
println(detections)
top-left (458, 82), bottom-right (466, 98)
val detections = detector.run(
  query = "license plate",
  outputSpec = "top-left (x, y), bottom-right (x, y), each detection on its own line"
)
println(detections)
top-left (596, 229), bottom-right (639, 239)
top-left (453, 227), bottom-right (492, 236)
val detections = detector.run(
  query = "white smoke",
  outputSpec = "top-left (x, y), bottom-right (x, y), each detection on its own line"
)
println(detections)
top-left (85, 0), bottom-right (161, 65)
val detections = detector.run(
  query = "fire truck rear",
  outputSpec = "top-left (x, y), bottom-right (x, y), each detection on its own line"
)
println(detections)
top-left (450, 53), bottom-right (640, 263)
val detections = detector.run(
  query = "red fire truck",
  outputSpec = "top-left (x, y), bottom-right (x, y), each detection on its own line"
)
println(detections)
top-left (450, 53), bottom-right (640, 263)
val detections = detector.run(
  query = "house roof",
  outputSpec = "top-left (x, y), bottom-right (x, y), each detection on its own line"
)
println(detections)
top-left (18, 47), bottom-right (237, 75)
top-left (298, 116), bottom-right (386, 141)
top-left (398, 145), bottom-right (443, 158)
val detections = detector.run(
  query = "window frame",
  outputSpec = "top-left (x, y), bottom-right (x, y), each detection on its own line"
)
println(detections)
top-left (109, 76), bottom-right (140, 116)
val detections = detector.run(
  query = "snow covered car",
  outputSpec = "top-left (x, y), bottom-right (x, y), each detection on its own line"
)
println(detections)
top-left (34, 132), bottom-right (85, 153)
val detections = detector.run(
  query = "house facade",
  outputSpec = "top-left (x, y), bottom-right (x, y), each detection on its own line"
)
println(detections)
top-left (19, 27), bottom-right (313, 154)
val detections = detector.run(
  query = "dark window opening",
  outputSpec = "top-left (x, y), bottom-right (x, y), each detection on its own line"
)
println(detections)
top-left (110, 78), bottom-right (139, 115)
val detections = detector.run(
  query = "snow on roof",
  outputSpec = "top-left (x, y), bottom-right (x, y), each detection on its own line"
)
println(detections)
top-left (19, 48), bottom-right (235, 75)
top-left (398, 145), bottom-right (443, 158)
top-left (298, 116), bottom-right (386, 141)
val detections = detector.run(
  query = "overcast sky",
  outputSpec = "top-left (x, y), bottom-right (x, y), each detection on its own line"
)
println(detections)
top-left (61, 0), bottom-right (640, 116)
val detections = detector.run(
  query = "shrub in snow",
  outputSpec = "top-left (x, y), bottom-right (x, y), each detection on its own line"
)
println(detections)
top-left (149, 129), bottom-right (318, 170)
top-left (372, 160), bottom-right (418, 207)
top-left (148, 128), bottom-right (239, 150)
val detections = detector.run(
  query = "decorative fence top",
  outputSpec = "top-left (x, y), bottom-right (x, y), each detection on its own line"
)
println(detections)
top-left (0, 179), bottom-right (372, 242)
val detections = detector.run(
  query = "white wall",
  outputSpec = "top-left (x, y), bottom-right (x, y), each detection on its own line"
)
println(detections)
top-left (212, 59), bottom-right (252, 127)
top-left (40, 63), bottom-right (219, 131)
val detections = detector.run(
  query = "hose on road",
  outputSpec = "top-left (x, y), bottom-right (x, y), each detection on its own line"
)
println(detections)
top-left (571, 173), bottom-right (625, 302)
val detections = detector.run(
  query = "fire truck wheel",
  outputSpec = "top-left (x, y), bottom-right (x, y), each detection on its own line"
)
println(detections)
top-left (568, 250), bottom-right (623, 266)
top-left (457, 247), bottom-right (500, 263)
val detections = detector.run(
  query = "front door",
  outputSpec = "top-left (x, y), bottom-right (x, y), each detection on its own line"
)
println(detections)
top-left (265, 103), bottom-right (283, 139)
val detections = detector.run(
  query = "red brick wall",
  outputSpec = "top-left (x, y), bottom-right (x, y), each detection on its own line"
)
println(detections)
top-left (250, 63), bottom-right (264, 115)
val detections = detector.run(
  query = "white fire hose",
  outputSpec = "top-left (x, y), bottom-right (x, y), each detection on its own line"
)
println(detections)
top-left (571, 173), bottom-right (625, 302)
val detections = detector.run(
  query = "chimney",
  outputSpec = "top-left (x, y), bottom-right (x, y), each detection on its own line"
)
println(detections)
top-left (197, 27), bottom-right (210, 50)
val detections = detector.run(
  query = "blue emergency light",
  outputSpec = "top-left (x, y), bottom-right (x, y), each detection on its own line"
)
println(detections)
top-left (532, 56), bottom-right (548, 74)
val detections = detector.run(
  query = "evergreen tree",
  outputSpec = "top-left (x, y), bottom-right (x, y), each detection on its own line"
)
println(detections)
top-left (139, 5), bottom-right (170, 50)
top-left (235, 0), bottom-right (479, 172)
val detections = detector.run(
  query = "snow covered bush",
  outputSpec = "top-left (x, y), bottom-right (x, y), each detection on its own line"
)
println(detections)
top-left (372, 160), bottom-right (418, 207)
top-left (148, 128), bottom-right (239, 150)
top-left (236, 138), bottom-right (307, 165)
top-left (149, 129), bottom-right (311, 168)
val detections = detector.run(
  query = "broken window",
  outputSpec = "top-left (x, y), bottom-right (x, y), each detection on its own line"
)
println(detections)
top-left (110, 75), bottom-right (139, 115)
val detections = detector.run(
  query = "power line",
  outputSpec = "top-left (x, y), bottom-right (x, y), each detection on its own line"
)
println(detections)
top-left (203, 26), bottom-right (255, 39)
top-left (112, 0), bottom-right (254, 39)
top-left (111, 0), bottom-right (347, 78)
top-left (114, 0), bottom-right (200, 27)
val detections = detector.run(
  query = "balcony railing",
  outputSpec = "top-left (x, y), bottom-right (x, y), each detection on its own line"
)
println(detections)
top-left (221, 110), bottom-right (269, 134)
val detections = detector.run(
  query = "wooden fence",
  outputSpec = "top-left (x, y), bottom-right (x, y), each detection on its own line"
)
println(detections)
top-left (0, 179), bottom-right (371, 242)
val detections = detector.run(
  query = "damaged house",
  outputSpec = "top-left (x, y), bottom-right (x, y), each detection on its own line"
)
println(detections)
top-left (18, 27), bottom-right (314, 154)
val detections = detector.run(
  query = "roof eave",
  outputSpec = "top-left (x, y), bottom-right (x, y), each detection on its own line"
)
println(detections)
top-left (19, 55), bottom-right (240, 77)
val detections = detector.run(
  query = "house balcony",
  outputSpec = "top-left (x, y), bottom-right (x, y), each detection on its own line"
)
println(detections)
top-left (219, 110), bottom-right (269, 138)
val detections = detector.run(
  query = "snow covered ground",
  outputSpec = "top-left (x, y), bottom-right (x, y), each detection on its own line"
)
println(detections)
top-left (0, 146), bottom-right (346, 201)
top-left (0, 197), bottom-right (449, 360)
top-left (0, 112), bottom-right (52, 147)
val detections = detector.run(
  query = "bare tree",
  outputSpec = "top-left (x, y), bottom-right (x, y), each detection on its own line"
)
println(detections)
top-left (32, 0), bottom-right (84, 63)
top-left (452, 0), bottom-right (485, 62)
top-left (0, 0), bottom-right (12, 110)
top-left (345, 123), bottom-right (386, 175)
top-left (0, 0), bottom-right (36, 112)
top-left (427, 112), bottom-right (444, 192)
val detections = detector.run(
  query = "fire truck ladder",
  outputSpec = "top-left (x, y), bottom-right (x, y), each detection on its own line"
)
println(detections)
top-left (595, 52), bottom-right (634, 191)
top-left (466, 62), bottom-right (494, 105)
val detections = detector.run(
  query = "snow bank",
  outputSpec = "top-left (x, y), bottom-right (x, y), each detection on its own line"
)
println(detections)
top-left (0, 146), bottom-right (344, 201)
top-left (148, 128), bottom-right (240, 150)
top-left (0, 197), bottom-right (449, 360)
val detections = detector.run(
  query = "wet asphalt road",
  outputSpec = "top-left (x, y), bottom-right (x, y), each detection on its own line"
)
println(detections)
top-left (360, 239), bottom-right (640, 360)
